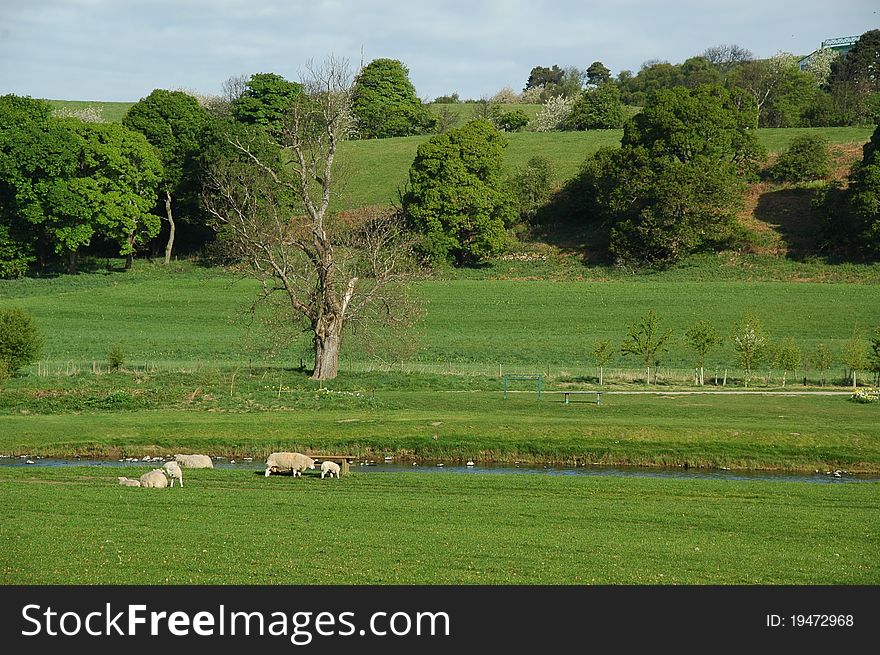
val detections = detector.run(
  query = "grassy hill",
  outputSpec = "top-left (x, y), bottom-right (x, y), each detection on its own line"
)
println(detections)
top-left (46, 99), bottom-right (134, 123)
top-left (333, 127), bottom-right (871, 210)
top-left (44, 100), bottom-right (871, 212)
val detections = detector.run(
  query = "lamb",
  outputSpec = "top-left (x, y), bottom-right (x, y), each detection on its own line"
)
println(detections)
top-left (174, 454), bottom-right (213, 469)
top-left (163, 460), bottom-right (184, 487)
top-left (320, 461), bottom-right (341, 479)
top-left (139, 469), bottom-right (169, 488)
top-left (265, 452), bottom-right (315, 477)
top-left (117, 476), bottom-right (141, 487)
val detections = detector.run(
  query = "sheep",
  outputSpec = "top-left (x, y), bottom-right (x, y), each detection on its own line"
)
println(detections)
top-left (265, 452), bottom-right (315, 477)
top-left (174, 454), bottom-right (213, 469)
top-left (163, 460), bottom-right (183, 487)
top-left (139, 469), bottom-right (169, 488)
top-left (117, 476), bottom-right (141, 487)
top-left (320, 461), bottom-right (341, 479)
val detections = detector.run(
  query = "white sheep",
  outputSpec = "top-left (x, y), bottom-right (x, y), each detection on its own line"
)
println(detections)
top-left (265, 452), bottom-right (315, 477)
top-left (163, 460), bottom-right (184, 487)
top-left (117, 476), bottom-right (141, 487)
top-left (174, 454), bottom-right (214, 469)
top-left (320, 461), bottom-right (341, 479)
top-left (139, 469), bottom-right (169, 488)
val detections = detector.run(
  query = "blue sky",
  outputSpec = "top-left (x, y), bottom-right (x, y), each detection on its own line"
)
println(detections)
top-left (1, 0), bottom-right (876, 102)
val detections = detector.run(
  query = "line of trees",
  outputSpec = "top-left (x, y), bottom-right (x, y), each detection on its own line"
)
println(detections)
top-left (430, 30), bottom-right (880, 135)
top-left (589, 311), bottom-right (880, 389)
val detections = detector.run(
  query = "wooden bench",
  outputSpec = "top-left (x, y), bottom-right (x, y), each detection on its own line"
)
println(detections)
top-left (556, 391), bottom-right (603, 405)
top-left (311, 454), bottom-right (355, 476)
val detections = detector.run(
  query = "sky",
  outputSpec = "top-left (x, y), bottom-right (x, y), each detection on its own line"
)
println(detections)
top-left (0, 0), bottom-right (877, 103)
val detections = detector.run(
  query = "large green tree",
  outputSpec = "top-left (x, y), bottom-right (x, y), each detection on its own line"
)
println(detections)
top-left (402, 120), bottom-right (515, 266)
top-left (586, 61), bottom-right (611, 87)
top-left (562, 83), bottom-right (625, 130)
top-left (230, 72), bottom-right (303, 135)
top-left (123, 89), bottom-right (209, 264)
top-left (829, 29), bottom-right (880, 94)
top-left (352, 59), bottom-right (435, 139)
top-left (575, 84), bottom-right (763, 267)
top-left (844, 123), bottom-right (880, 256)
top-left (0, 96), bottom-right (107, 274)
top-left (0, 95), bottom-right (62, 274)
top-left (63, 121), bottom-right (163, 269)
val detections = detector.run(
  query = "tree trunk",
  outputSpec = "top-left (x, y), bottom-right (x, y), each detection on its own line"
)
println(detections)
top-left (646, 366), bottom-right (651, 385)
top-left (125, 233), bottom-right (136, 270)
top-left (164, 190), bottom-right (175, 265)
top-left (67, 249), bottom-right (78, 275)
top-left (312, 317), bottom-right (343, 380)
top-left (599, 366), bottom-right (603, 386)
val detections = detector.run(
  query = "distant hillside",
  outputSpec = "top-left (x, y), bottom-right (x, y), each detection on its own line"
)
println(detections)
top-left (334, 127), bottom-right (871, 210)
top-left (46, 99), bottom-right (134, 123)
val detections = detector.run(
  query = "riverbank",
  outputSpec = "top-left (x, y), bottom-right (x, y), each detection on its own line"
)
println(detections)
top-left (2, 388), bottom-right (878, 473)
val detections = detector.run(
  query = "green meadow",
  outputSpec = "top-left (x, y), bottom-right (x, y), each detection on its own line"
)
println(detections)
top-left (2, 468), bottom-right (877, 584)
top-left (3, 110), bottom-right (879, 585)
top-left (2, 263), bottom-right (878, 372)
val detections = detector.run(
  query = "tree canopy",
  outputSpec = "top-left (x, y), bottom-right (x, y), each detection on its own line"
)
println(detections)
top-left (352, 59), bottom-right (435, 139)
top-left (230, 72), bottom-right (304, 135)
top-left (574, 84), bottom-right (763, 267)
top-left (1, 95), bottom-right (162, 274)
top-left (402, 120), bottom-right (515, 266)
top-left (562, 83), bottom-right (625, 130)
top-left (123, 89), bottom-right (210, 262)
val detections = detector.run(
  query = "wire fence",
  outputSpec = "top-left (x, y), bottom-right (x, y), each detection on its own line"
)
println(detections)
top-left (27, 358), bottom-right (873, 389)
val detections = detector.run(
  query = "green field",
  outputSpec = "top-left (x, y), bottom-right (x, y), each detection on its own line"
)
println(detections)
top-left (5, 106), bottom-right (880, 586)
top-left (335, 127), bottom-right (872, 209)
top-left (46, 99), bottom-right (135, 123)
top-left (2, 263), bottom-right (878, 372)
top-left (2, 467), bottom-right (877, 584)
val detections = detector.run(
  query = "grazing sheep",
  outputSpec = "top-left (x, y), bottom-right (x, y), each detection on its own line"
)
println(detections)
top-left (117, 476), bottom-right (141, 487)
top-left (320, 461), bottom-right (341, 479)
top-left (139, 469), bottom-right (169, 488)
top-left (174, 454), bottom-right (213, 469)
top-left (163, 460), bottom-right (184, 487)
top-left (265, 452), bottom-right (315, 477)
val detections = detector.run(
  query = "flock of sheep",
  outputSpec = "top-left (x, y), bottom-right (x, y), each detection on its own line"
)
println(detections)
top-left (117, 451), bottom-right (341, 489)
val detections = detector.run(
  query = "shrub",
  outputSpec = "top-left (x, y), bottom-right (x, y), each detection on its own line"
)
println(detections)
top-left (768, 135), bottom-right (832, 183)
top-left (490, 87), bottom-right (521, 104)
top-left (402, 120), bottom-right (515, 266)
top-left (0, 308), bottom-right (44, 375)
top-left (534, 96), bottom-right (574, 132)
top-left (108, 344), bottom-right (125, 371)
top-left (561, 84), bottom-right (625, 130)
top-left (509, 156), bottom-right (555, 221)
top-left (496, 109), bottom-right (530, 132)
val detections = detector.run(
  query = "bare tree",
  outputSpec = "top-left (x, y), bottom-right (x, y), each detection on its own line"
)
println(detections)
top-left (203, 56), bottom-right (418, 379)
top-left (702, 44), bottom-right (754, 72)
top-left (729, 52), bottom-right (797, 126)
top-left (221, 73), bottom-right (250, 105)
